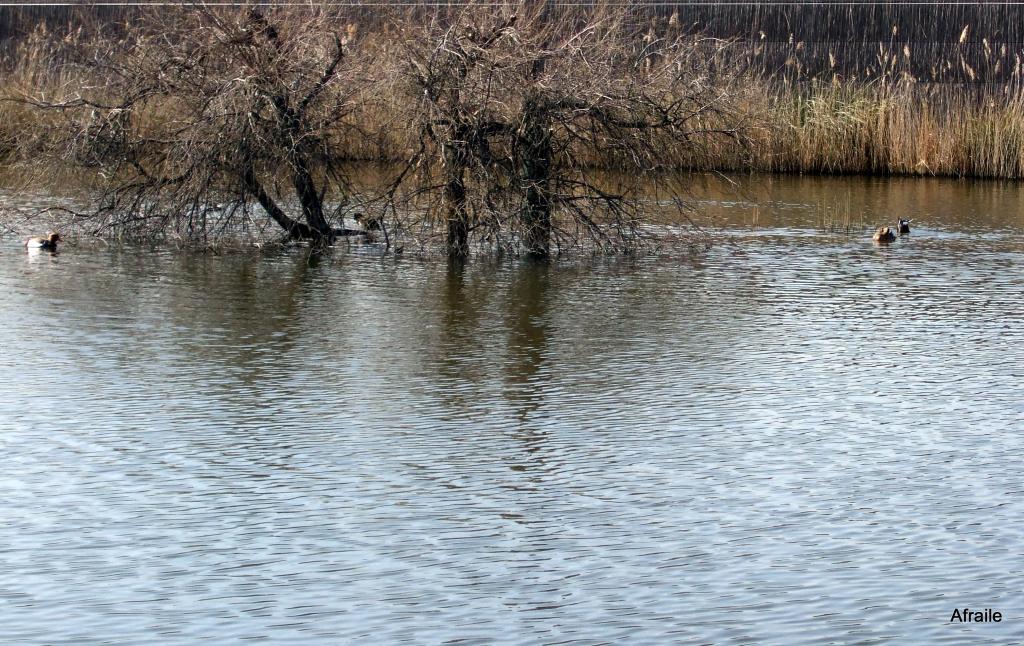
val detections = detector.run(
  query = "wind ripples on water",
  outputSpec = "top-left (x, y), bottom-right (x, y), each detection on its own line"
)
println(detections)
top-left (1, 175), bottom-right (1023, 644)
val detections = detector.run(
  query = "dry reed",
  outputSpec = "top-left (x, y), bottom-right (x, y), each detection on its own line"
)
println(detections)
top-left (4, 4), bottom-right (1024, 180)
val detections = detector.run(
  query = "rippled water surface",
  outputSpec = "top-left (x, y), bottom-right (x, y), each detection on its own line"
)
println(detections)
top-left (2, 175), bottom-right (1023, 644)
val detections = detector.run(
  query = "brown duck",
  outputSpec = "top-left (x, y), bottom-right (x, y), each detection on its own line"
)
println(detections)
top-left (873, 226), bottom-right (896, 243)
top-left (24, 232), bottom-right (61, 250)
top-left (353, 213), bottom-right (381, 231)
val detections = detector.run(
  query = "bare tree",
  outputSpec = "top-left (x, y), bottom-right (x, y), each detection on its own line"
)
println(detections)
top-left (393, 1), bottom-right (749, 257)
top-left (11, 2), bottom-right (750, 254)
top-left (20, 6), bottom-right (366, 244)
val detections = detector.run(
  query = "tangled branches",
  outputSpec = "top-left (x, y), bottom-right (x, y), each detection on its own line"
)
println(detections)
top-left (14, 2), bottom-right (751, 255)
top-left (392, 1), bottom-right (749, 257)
top-left (20, 6), bottom-right (365, 244)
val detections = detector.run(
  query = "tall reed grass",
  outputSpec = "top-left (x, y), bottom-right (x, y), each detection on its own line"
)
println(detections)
top-left (0, 22), bottom-right (91, 163)
top-left (5, 5), bottom-right (1024, 179)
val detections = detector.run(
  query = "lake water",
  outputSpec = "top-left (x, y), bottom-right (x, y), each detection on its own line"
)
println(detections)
top-left (2, 174), bottom-right (1023, 644)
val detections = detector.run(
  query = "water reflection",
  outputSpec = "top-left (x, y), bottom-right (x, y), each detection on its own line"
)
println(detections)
top-left (25, 246), bottom-right (59, 262)
top-left (2, 173), bottom-right (1024, 644)
top-left (691, 172), bottom-right (1024, 235)
top-left (504, 260), bottom-right (550, 420)
top-left (435, 258), bottom-right (488, 412)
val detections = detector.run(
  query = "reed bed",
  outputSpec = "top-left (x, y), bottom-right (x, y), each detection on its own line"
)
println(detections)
top-left (4, 4), bottom-right (1024, 179)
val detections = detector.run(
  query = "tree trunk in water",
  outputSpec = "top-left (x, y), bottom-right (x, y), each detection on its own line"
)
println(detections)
top-left (445, 176), bottom-right (469, 257)
top-left (263, 72), bottom-right (333, 244)
top-left (292, 159), bottom-right (334, 244)
top-left (443, 136), bottom-right (470, 257)
top-left (242, 166), bottom-right (315, 239)
top-left (520, 103), bottom-right (552, 258)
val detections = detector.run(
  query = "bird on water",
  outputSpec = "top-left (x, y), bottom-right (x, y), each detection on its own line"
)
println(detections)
top-left (353, 213), bottom-right (382, 231)
top-left (873, 226), bottom-right (896, 243)
top-left (24, 232), bottom-right (61, 250)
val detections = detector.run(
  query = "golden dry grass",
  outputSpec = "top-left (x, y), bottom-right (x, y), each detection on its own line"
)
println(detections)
top-left (4, 11), bottom-right (1024, 179)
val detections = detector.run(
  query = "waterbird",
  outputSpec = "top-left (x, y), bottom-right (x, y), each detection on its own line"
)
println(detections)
top-left (353, 213), bottom-right (381, 231)
top-left (873, 226), bottom-right (896, 243)
top-left (898, 218), bottom-right (912, 235)
top-left (24, 232), bottom-right (61, 250)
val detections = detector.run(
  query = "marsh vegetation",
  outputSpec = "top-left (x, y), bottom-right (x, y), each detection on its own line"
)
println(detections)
top-left (1, 3), bottom-right (751, 255)
top-left (3, 2), bottom-right (1024, 252)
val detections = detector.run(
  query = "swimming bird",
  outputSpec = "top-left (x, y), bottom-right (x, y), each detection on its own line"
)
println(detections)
top-left (353, 213), bottom-right (381, 231)
top-left (24, 232), bottom-right (61, 250)
top-left (898, 218), bottom-right (912, 234)
top-left (873, 226), bottom-right (896, 243)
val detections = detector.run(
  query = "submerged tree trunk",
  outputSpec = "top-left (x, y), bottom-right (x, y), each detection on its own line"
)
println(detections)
top-left (520, 99), bottom-right (552, 258)
top-left (256, 9), bottom-right (339, 245)
top-left (444, 170), bottom-right (470, 256)
top-left (242, 166), bottom-right (314, 239)
top-left (292, 158), bottom-right (335, 244)
top-left (442, 133), bottom-right (470, 257)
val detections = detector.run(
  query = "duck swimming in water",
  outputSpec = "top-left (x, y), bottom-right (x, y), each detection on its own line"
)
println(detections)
top-left (873, 226), bottom-right (896, 243)
top-left (353, 213), bottom-right (381, 231)
top-left (898, 218), bottom-right (911, 235)
top-left (24, 232), bottom-right (61, 250)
